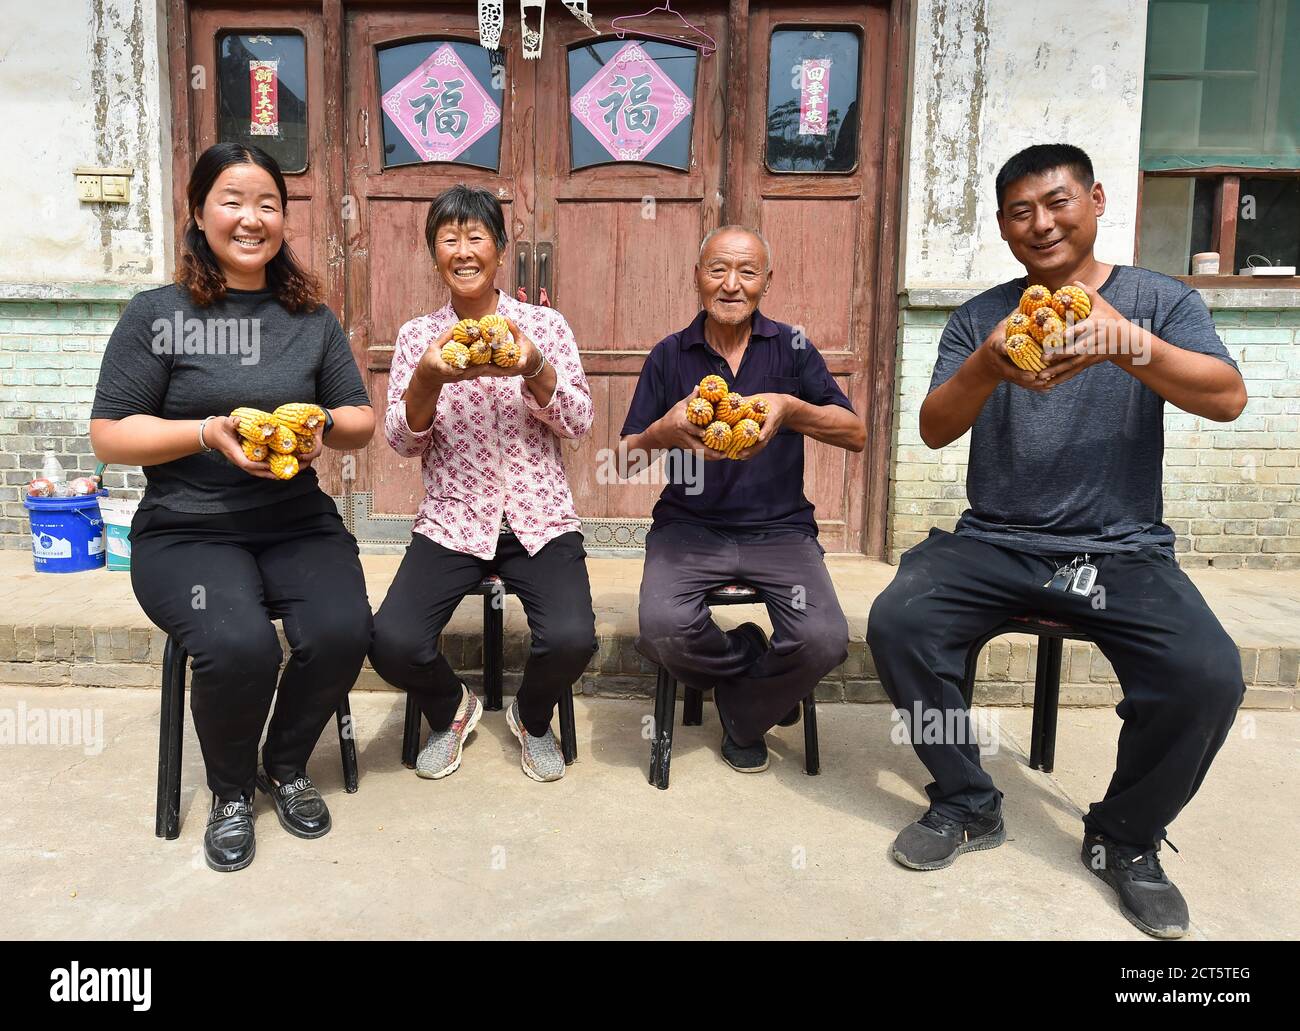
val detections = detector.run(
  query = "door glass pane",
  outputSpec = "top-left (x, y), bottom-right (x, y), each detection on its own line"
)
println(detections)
top-left (217, 33), bottom-right (308, 173)
top-left (1138, 176), bottom-right (1216, 275)
top-left (378, 40), bottom-right (505, 171)
top-left (1236, 177), bottom-right (1300, 270)
top-left (766, 28), bottom-right (860, 173)
top-left (568, 39), bottom-right (697, 171)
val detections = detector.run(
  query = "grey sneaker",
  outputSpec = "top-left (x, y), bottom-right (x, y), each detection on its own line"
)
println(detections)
top-left (415, 686), bottom-right (482, 780)
top-left (505, 700), bottom-right (565, 782)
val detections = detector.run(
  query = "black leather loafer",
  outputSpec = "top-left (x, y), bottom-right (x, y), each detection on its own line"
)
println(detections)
top-left (255, 771), bottom-right (331, 839)
top-left (204, 794), bottom-right (256, 873)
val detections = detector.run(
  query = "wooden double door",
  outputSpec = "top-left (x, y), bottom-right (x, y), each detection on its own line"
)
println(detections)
top-left (176, 0), bottom-right (901, 554)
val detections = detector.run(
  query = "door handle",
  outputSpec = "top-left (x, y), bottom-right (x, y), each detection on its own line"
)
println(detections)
top-left (535, 242), bottom-right (554, 307)
top-left (515, 241), bottom-right (533, 303)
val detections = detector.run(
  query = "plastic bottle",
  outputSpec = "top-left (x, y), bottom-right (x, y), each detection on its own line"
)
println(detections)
top-left (40, 447), bottom-right (68, 496)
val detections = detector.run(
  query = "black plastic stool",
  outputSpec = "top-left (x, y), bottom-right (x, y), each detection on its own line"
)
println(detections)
top-left (156, 635), bottom-right (358, 840)
top-left (648, 584), bottom-right (820, 790)
top-left (960, 614), bottom-right (1092, 773)
top-left (399, 574), bottom-right (578, 768)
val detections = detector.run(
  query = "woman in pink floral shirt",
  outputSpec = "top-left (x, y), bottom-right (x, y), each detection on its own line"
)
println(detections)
top-left (370, 186), bottom-right (596, 783)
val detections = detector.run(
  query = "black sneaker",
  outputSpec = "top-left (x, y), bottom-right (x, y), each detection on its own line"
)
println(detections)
top-left (204, 794), bottom-right (255, 873)
top-left (891, 799), bottom-right (1006, 871)
top-left (1082, 832), bottom-right (1189, 939)
top-left (721, 731), bottom-right (769, 773)
top-left (256, 771), bottom-right (331, 839)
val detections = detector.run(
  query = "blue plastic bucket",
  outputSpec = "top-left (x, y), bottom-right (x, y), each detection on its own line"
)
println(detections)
top-left (22, 490), bottom-right (108, 573)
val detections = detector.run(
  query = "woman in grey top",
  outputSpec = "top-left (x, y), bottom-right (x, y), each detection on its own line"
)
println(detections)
top-left (91, 143), bottom-right (375, 872)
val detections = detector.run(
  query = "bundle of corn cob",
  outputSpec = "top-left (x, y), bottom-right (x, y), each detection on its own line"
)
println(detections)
top-left (229, 402), bottom-right (326, 479)
top-left (690, 379), bottom-right (765, 458)
top-left (1003, 284), bottom-right (1091, 372)
top-left (448, 315), bottom-right (519, 369)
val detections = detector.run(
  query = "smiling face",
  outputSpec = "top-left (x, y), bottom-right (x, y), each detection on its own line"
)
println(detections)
top-left (194, 163), bottom-right (285, 290)
top-left (433, 218), bottom-right (501, 303)
top-left (997, 166), bottom-right (1105, 285)
top-left (696, 229), bottom-right (772, 327)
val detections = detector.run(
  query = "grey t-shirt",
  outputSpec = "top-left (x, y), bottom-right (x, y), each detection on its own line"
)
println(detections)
top-left (928, 265), bottom-right (1240, 555)
top-left (91, 283), bottom-right (372, 514)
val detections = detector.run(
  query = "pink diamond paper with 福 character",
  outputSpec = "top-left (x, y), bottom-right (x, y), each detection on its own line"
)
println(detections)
top-left (570, 42), bottom-right (692, 163)
top-left (381, 43), bottom-right (500, 163)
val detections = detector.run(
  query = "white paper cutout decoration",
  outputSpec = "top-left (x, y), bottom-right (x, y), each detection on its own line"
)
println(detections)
top-left (478, 0), bottom-right (504, 50)
top-left (521, 0), bottom-right (545, 60)
top-left (562, 0), bottom-right (596, 31)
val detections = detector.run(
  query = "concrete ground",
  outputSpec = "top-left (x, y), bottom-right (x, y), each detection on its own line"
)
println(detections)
top-left (2, 684), bottom-right (1296, 940)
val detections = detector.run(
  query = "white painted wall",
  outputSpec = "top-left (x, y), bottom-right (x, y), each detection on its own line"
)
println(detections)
top-left (900, 0), bottom-right (1148, 290)
top-left (0, 0), bottom-right (171, 287)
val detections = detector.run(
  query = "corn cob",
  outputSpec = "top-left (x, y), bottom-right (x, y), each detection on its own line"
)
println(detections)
top-left (230, 407), bottom-right (276, 442)
top-left (715, 393), bottom-right (746, 427)
top-left (1019, 284), bottom-right (1053, 316)
top-left (1050, 285), bottom-right (1091, 323)
top-left (467, 338), bottom-right (493, 365)
top-left (702, 420), bottom-right (732, 452)
top-left (1005, 333), bottom-right (1045, 372)
top-left (268, 421), bottom-right (298, 455)
top-left (269, 452), bottom-right (299, 480)
top-left (492, 339), bottom-right (521, 368)
top-left (1027, 307), bottom-right (1065, 345)
top-left (743, 398), bottom-right (769, 427)
top-left (686, 397), bottom-right (714, 426)
top-left (451, 319), bottom-right (482, 345)
top-left (294, 431), bottom-right (316, 456)
top-left (272, 403), bottom-right (325, 432)
top-left (478, 313), bottom-right (511, 347)
top-left (1005, 311), bottom-right (1034, 339)
top-left (698, 375), bottom-right (729, 403)
top-left (725, 418), bottom-right (761, 458)
top-left (441, 341), bottom-right (471, 370)
top-left (240, 438), bottom-right (269, 462)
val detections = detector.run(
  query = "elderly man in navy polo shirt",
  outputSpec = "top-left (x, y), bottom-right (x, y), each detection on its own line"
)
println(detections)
top-left (620, 225), bottom-right (865, 773)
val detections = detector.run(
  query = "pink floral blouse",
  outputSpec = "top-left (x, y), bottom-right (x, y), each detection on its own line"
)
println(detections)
top-left (384, 291), bottom-right (593, 560)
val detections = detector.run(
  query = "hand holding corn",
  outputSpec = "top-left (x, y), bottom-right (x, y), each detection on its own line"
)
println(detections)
top-left (228, 403), bottom-right (326, 479)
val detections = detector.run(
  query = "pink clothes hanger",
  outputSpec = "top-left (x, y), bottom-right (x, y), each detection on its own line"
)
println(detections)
top-left (609, 1), bottom-right (717, 57)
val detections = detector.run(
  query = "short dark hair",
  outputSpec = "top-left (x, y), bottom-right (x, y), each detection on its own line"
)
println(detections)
top-left (425, 184), bottom-right (508, 259)
top-left (995, 144), bottom-right (1095, 210)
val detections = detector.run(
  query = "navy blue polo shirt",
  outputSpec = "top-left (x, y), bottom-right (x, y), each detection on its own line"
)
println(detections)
top-left (620, 309), bottom-right (854, 537)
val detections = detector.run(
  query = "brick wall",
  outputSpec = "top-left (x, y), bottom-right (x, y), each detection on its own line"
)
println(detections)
top-left (889, 295), bottom-right (1300, 568)
top-left (0, 296), bottom-right (145, 548)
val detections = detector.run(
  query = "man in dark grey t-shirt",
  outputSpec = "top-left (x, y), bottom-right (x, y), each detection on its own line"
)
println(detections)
top-left (869, 145), bottom-right (1248, 939)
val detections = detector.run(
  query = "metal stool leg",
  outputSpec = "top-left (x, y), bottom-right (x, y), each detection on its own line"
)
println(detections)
top-left (401, 690), bottom-right (422, 769)
top-left (1040, 636), bottom-right (1063, 773)
top-left (649, 666), bottom-right (677, 789)
top-left (156, 638), bottom-right (187, 840)
top-left (683, 685), bottom-right (704, 726)
top-left (802, 693), bottom-right (820, 775)
top-left (484, 593), bottom-right (504, 711)
top-left (1029, 635), bottom-right (1052, 770)
top-left (558, 684), bottom-right (578, 765)
top-left (336, 695), bottom-right (358, 793)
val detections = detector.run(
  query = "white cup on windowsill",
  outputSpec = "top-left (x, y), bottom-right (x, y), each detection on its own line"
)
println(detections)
top-left (1191, 251), bottom-right (1220, 275)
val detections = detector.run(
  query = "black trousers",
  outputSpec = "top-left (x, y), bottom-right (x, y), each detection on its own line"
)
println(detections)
top-left (636, 523), bottom-right (849, 746)
top-left (370, 531), bottom-right (597, 738)
top-left (868, 528), bottom-right (1244, 847)
top-left (130, 491), bottom-right (373, 800)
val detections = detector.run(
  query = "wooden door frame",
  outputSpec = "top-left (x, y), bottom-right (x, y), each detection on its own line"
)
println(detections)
top-left (165, 0), bottom-right (907, 557)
